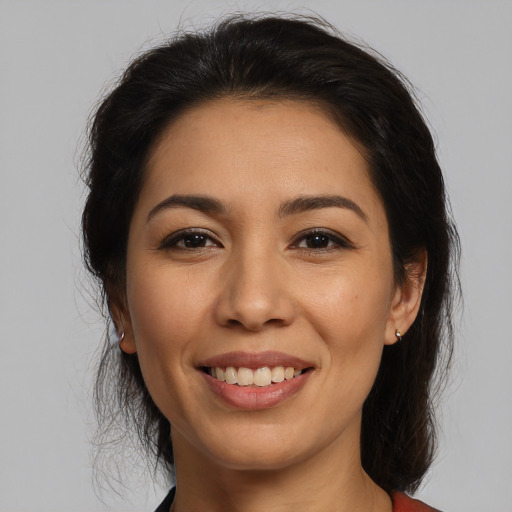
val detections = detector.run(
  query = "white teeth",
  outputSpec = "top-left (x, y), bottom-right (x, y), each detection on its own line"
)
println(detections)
top-left (284, 367), bottom-right (295, 380)
top-left (225, 366), bottom-right (237, 384)
top-left (208, 365), bottom-right (305, 387)
top-left (271, 366), bottom-right (285, 383)
top-left (253, 367), bottom-right (272, 387)
top-left (237, 367), bottom-right (254, 386)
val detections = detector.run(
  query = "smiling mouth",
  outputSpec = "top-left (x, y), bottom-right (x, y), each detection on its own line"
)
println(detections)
top-left (201, 366), bottom-right (311, 387)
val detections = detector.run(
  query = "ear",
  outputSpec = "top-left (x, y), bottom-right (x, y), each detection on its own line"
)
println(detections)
top-left (385, 249), bottom-right (428, 345)
top-left (108, 291), bottom-right (137, 355)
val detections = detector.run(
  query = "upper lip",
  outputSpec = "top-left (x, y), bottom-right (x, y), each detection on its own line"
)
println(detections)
top-left (197, 351), bottom-right (314, 370)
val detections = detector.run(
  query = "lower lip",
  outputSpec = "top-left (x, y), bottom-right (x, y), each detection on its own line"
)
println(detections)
top-left (201, 371), bottom-right (312, 410)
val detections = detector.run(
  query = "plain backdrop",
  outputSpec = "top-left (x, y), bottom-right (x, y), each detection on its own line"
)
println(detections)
top-left (1, 1), bottom-right (511, 511)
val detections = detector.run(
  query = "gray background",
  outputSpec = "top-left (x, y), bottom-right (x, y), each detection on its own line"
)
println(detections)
top-left (1, 1), bottom-right (511, 511)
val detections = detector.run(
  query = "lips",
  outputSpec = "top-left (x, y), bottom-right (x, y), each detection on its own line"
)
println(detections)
top-left (198, 351), bottom-right (313, 370)
top-left (197, 351), bottom-right (315, 410)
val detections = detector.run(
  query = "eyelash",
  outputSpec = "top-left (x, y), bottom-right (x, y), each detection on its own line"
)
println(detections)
top-left (158, 228), bottom-right (354, 252)
top-left (158, 229), bottom-right (222, 250)
top-left (290, 228), bottom-right (355, 252)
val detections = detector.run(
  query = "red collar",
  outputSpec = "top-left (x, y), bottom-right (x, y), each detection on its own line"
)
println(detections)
top-left (392, 492), bottom-right (442, 512)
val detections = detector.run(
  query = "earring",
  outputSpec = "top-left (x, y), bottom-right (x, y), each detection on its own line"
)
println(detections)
top-left (395, 329), bottom-right (402, 342)
top-left (117, 331), bottom-right (127, 352)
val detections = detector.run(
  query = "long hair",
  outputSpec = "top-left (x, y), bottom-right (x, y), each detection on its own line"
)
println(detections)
top-left (82, 14), bottom-right (460, 493)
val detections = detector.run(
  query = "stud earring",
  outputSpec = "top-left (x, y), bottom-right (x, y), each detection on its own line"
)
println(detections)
top-left (395, 329), bottom-right (402, 342)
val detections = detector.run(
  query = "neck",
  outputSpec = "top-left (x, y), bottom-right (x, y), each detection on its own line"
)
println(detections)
top-left (170, 429), bottom-right (392, 512)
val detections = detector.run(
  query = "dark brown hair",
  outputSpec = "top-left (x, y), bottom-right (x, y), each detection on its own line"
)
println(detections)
top-left (82, 14), bottom-right (460, 493)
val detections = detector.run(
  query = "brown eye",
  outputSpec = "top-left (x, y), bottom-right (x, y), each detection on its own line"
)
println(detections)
top-left (302, 233), bottom-right (332, 249)
top-left (159, 229), bottom-right (221, 250)
top-left (292, 229), bottom-right (354, 251)
top-left (181, 233), bottom-right (210, 248)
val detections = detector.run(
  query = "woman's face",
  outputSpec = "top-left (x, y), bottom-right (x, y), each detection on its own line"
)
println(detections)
top-left (121, 99), bottom-right (411, 471)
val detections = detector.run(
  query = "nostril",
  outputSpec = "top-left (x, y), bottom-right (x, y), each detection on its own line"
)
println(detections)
top-left (225, 317), bottom-right (287, 331)
top-left (266, 318), bottom-right (288, 325)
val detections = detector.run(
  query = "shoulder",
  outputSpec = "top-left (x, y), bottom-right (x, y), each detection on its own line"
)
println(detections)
top-left (392, 492), bottom-right (443, 512)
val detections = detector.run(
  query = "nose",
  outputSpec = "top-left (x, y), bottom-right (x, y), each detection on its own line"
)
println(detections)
top-left (214, 247), bottom-right (296, 332)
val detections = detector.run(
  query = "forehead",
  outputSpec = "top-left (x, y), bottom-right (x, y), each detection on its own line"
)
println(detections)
top-left (139, 98), bottom-right (383, 223)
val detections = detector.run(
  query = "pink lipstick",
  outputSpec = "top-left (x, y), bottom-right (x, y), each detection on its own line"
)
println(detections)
top-left (197, 351), bottom-right (315, 410)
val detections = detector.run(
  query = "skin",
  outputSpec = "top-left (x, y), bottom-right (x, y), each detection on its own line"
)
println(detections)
top-left (116, 99), bottom-right (426, 512)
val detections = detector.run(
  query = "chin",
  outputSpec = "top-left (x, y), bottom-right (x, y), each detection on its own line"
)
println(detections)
top-left (201, 424), bottom-right (329, 472)
top-left (214, 445), bottom-right (305, 472)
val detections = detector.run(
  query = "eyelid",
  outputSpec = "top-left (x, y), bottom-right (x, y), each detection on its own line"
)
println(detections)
top-left (157, 228), bottom-right (222, 250)
top-left (156, 227), bottom-right (354, 251)
top-left (290, 228), bottom-right (356, 250)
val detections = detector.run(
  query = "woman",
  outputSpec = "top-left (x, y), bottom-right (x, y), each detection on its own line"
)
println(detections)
top-left (82, 14), bottom-right (459, 512)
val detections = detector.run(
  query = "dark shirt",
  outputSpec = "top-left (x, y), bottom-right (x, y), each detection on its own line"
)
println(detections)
top-left (154, 487), bottom-right (175, 512)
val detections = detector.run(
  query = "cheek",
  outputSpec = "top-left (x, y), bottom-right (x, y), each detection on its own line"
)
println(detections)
top-left (123, 267), bottom-right (208, 420)
top-left (300, 264), bottom-right (393, 385)
top-left (128, 265), bottom-right (207, 340)
top-left (302, 268), bottom-right (393, 338)
top-left (125, 265), bottom-right (213, 395)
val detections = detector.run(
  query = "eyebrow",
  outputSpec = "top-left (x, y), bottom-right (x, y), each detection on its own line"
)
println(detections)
top-left (278, 195), bottom-right (367, 221)
top-left (147, 193), bottom-right (367, 223)
top-left (147, 194), bottom-right (226, 222)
